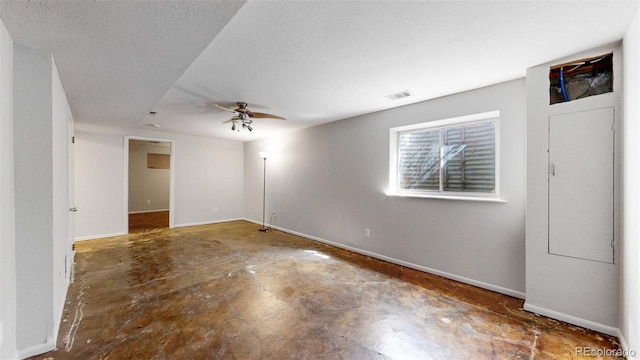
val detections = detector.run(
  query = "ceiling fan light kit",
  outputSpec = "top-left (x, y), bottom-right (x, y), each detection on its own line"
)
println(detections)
top-left (215, 102), bottom-right (285, 132)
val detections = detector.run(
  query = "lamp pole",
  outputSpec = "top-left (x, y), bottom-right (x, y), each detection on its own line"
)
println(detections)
top-left (259, 152), bottom-right (269, 232)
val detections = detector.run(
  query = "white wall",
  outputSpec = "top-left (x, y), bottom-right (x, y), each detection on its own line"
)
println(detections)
top-left (0, 16), bottom-right (18, 360)
top-left (74, 125), bottom-right (243, 240)
top-left (244, 79), bottom-right (527, 296)
top-left (0, 16), bottom-right (70, 360)
top-left (622, 9), bottom-right (640, 358)
top-left (13, 44), bottom-right (55, 354)
top-left (128, 140), bottom-right (170, 213)
top-left (10, 44), bottom-right (72, 358)
top-left (12, 44), bottom-right (71, 357)
top-left (172, 132), bottom-right (243, 227)
top-left (525, 44), bottom-right (622, 335)
top-left (50, 59), bottom-right (72, 343)
top-left (74, 132), bottom-right (126, 239)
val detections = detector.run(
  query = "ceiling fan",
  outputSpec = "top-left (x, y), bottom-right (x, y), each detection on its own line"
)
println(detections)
top-left (214, 102), bottom-right (285, 132)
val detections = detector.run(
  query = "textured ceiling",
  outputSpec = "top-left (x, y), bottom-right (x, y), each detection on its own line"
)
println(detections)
top-left (1, 1), bottom-right (638, 142)
top-left (0, 0), bottom-right (245, 128)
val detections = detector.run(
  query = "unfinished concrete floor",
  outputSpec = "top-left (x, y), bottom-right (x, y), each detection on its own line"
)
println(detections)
top-left (31, 221), bottom-right (623, 359)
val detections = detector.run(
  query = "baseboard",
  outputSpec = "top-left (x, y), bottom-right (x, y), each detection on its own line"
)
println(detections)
top-left (244, 218), bottom-right (526, 299)
top-left (128, 209), bottom-right (169, 215)
top-left (2, 351), bottom-right (17, 360)
top-left (264, 220), bottom-right (628, 338)
top-left (173, 218), bottom-right (243, 229)
top-left (523, 302), bottom-right (619, 336)
top-left (617, 328), bottom-right (629, 353)
top-left (614, 328), bottom-right (638, 359)
top-left (17, 342), bottom-right (55, 360)
top-left (53, 275), bottom-right (71, 342)
top-left (74, 231), bottom-right (127, 242)
top-left (74, 218), bottom-right (243, 240)
top-left (0, 321), bottom-right (19, 360)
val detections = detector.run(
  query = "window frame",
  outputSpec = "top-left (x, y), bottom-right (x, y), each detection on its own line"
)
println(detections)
top-left (388, 111), bottom-right (502, 202)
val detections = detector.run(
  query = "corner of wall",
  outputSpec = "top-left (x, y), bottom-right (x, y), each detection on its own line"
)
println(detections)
top-left (16, 342), bottom-right (55, 360)
top-left (0, 15), bottom-right (19, 360)
top-left (621, 7), bottom-right (640, 359)
top-left (13, 37), bottom-right (63, 357)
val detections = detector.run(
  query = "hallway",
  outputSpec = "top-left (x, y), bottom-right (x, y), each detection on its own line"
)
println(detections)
top-left (32, 221), bottom-right (623, 359)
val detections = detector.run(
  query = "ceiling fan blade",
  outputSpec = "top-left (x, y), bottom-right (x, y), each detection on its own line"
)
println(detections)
top-left (213, 104), bottom-right (237, 113)
top-left (222, 115), bottom-right (241, 123)
top-left (249, 112), bottom-right (286, 120)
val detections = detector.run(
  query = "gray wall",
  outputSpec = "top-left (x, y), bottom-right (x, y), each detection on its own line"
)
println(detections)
top-left (244, 79), bottom-right (526, 296)
top-left (525, 44), bottom-right (622, 335)
top-left (0, 16), bottom-right (17, 360)
top-left (128, 140), bottom-right (170, 213)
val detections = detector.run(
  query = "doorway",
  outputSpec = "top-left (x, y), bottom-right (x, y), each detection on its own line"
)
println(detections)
top-left (126, 138), bottom-right (174, 233)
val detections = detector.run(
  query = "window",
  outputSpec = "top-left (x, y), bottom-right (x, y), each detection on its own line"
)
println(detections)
top-left (389, 111), bottom-right (499, 200)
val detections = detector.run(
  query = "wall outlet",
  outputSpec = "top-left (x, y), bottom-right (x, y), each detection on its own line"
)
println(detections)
top-left (365, 228), bottom-right (371, 238)
top-left (146, 199), bottom-right (151, 204)
top-left (214, 207), bottom-right (219, 212)
top-left (273, 211), bottom-right (278, 217)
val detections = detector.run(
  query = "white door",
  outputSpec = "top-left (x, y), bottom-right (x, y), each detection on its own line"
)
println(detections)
top-left (548, 107), bottom-right (614, 263)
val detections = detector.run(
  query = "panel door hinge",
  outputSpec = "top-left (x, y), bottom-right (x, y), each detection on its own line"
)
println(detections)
top-left (71, 136), bottom-right (75, 144)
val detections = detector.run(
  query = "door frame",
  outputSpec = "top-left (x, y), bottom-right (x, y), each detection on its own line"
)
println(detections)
top-left (547, 107), bottom-right (615, 263)
top-left (67, 108), bottom-right (75, 280)
top-left (124, 136), bottom-right (175, 232)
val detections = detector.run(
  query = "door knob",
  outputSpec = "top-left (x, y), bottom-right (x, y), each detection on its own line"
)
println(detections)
top-left (69, 207), bottom-right (78, 212)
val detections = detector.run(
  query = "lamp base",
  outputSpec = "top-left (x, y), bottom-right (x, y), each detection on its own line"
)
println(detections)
top-left (259, 228), bottom-right (269, 232)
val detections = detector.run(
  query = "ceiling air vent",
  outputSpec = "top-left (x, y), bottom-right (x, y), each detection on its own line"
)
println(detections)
top-left (386, 90), bottom-right (412, 101)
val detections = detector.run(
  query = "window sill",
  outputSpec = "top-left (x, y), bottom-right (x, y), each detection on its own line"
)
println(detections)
top-left (386, 192), bottom-right (507, 203)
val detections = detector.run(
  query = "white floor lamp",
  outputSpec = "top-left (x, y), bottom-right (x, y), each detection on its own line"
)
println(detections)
top-left (259, 151), bottom-right (269, 232)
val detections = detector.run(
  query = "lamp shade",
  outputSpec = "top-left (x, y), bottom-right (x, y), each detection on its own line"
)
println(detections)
top-left (259, 151), bottom-right (269, 159)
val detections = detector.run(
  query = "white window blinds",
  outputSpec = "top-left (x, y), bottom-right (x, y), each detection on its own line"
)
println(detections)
top-left (392, 115), bottom-right (497, 197)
